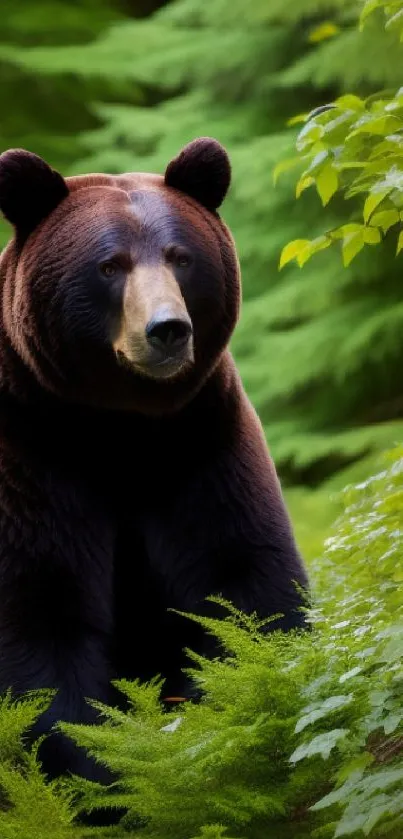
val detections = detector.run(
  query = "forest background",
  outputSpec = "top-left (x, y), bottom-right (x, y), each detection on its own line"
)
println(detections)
top-left (2, 0), bottom-right (403, 558)
top-left (0, 4), bottom-right (403, 838)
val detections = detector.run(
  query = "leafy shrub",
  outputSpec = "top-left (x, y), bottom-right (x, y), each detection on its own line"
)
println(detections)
top-left (66, 448), bottom-right (403, 838)
top-left (280, 0), bottom-right (403, 270)
top-left (1, 449), bottom-right (401, 838)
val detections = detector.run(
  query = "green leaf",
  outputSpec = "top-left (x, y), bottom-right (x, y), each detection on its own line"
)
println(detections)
top-left (335, 94), bottom-right (365, 111)
top-left (306, 235), bottom-right (332, 256)
top-left (279, 239), bottom-right (311, 269)
top-left (369, 136), bottom-right (403, 158)
top-left (290, 729), bottom-right (348, 764)
top-left (296, 174), bottom-right (314, 198)
top-left (296, 122), bottom-right (324, 152)
top-left (336, 753), bottom-right (374, 784)
top-left (346, 163), bottom-right (398, 199)
top-left (383, 712), bottom-right (402, 734)
top-left (335, 811), bottom-right (369, 836)
top-left (342, 230), bottom-right (364, 266)
top-left (293, 236), bottom-right (332, 267)
top-left (350, 115), bottom-right (402, 138)
top-left (295, 695), bottom-right (353, 733)
top-left (363, 227), bottom-right (381, 244)
top-left (297, 244), bottom-right (313, 267)
top-left (312, 769), bottom-right (366, 811)
top-left (332, 223), bottom-right (364, 240)
top-left (379, 631), bottom-right (403, 661)
top-left (287, 113), bottom-right (308, 127)
top-left (369, 209), bottom-right (400, 232)
top-left (307, 150), bottom-right (328, 175)
top-left (322, 111), bottom-right (357, 142)
top-left (385, 9), bottom-right (403, 33)
top-left (316, 164), bottom-right (339, 206)
top-left (339, 666), bottom-right (362, 683)
top-left (396, 229), bottom-right (403, 254)
top-left (363, 192), bottom-right (388, 223)
top-left (360, 0), bottom-right (382, 29)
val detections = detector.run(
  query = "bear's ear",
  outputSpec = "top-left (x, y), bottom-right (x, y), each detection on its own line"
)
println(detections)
top-left (165, 138), bottom-right (231, 212)
top-left (0, 149), bottom-right (68, 239)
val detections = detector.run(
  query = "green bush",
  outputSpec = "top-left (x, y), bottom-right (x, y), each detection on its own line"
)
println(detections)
top-left (280, 1), bottom-right (403, 271)
top-left (0, 448), bottom-right (402, 838)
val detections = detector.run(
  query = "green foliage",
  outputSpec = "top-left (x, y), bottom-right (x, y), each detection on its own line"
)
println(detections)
top-left (361, 0), bottom-right (403, 38)
top-left (0, 691), bottom-right (84, 838)
top-left (0, 449), bottom-right (402, 837)
top-left (281, 0), bottom-right (403, 269)
top-left (63, 449), bottom-right (403, 838)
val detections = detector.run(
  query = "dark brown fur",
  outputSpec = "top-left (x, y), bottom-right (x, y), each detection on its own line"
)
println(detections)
top-left (0, 138), bottom-right (308, 782)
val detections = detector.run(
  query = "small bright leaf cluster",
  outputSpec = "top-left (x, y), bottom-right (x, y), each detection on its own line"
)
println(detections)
top-left (278, 0), bottom-right (403, 269)
top-left (361, 0), bottom-right (403, 38)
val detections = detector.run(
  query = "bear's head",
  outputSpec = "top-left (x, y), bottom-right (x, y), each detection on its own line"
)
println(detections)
top-left (0, 138), bottom-right (240, 414)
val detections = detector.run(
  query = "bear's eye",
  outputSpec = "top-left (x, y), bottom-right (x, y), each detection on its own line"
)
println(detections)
top-left (177, 254), bottom-right (191, 268)
top-left (165, 246), bottom-right (192, 269)
top-left (100, 261), bottom-right (118, 278)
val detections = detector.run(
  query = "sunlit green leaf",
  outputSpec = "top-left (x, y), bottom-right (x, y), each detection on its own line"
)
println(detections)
top-left (306, 149), bottom-right (329, 175)
top-left (296, 122), bottom-right (324, 152)
top-left (363, 192), bottom-right (388, 223)
top-left (279, 239), bottom-right (311, 269)
top-left (360, 0), bottom-right (384, 29)
top-left (363, 226), bottom-right (381, 244)
top-left (296, 174), bottom-right (314, 198)
top-left (296, 246), bottom-right (312, 267)
top-left (316, 164), bottom-right (338, 206)
top-left (350, 115), bottom-right (402, 137)
top-left (306, 235), bottom-right (332, 256)
top-left (287, 113), bottom-right (309, 127)
top-left (332, 223), bottom-right (363, 240)
top-left (335, 94), bottom-right (365, 111)
top-left (342, 230), bottom-right (364, 266)
top-left (369, 209), bottom-right (400, 231)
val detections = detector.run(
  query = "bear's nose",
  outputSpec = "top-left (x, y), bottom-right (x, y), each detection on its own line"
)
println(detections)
top-left (146, 315), bottom-right (192, 354)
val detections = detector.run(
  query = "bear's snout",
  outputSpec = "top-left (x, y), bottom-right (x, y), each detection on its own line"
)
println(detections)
top-left (146, 312), bottom-right (192, 355)
top-left (113, 264), bottom-right (194, 380)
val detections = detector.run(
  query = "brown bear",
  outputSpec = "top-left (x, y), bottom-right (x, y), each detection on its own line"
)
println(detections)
top-left (0, 138), bottom-right (308, 782)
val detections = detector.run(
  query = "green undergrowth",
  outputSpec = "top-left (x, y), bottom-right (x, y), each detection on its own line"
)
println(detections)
top-left (0, 448), bottom-right (402, 838)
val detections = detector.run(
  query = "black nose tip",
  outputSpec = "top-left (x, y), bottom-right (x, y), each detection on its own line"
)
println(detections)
top-left (146, 317), bottom-right (192, 352)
